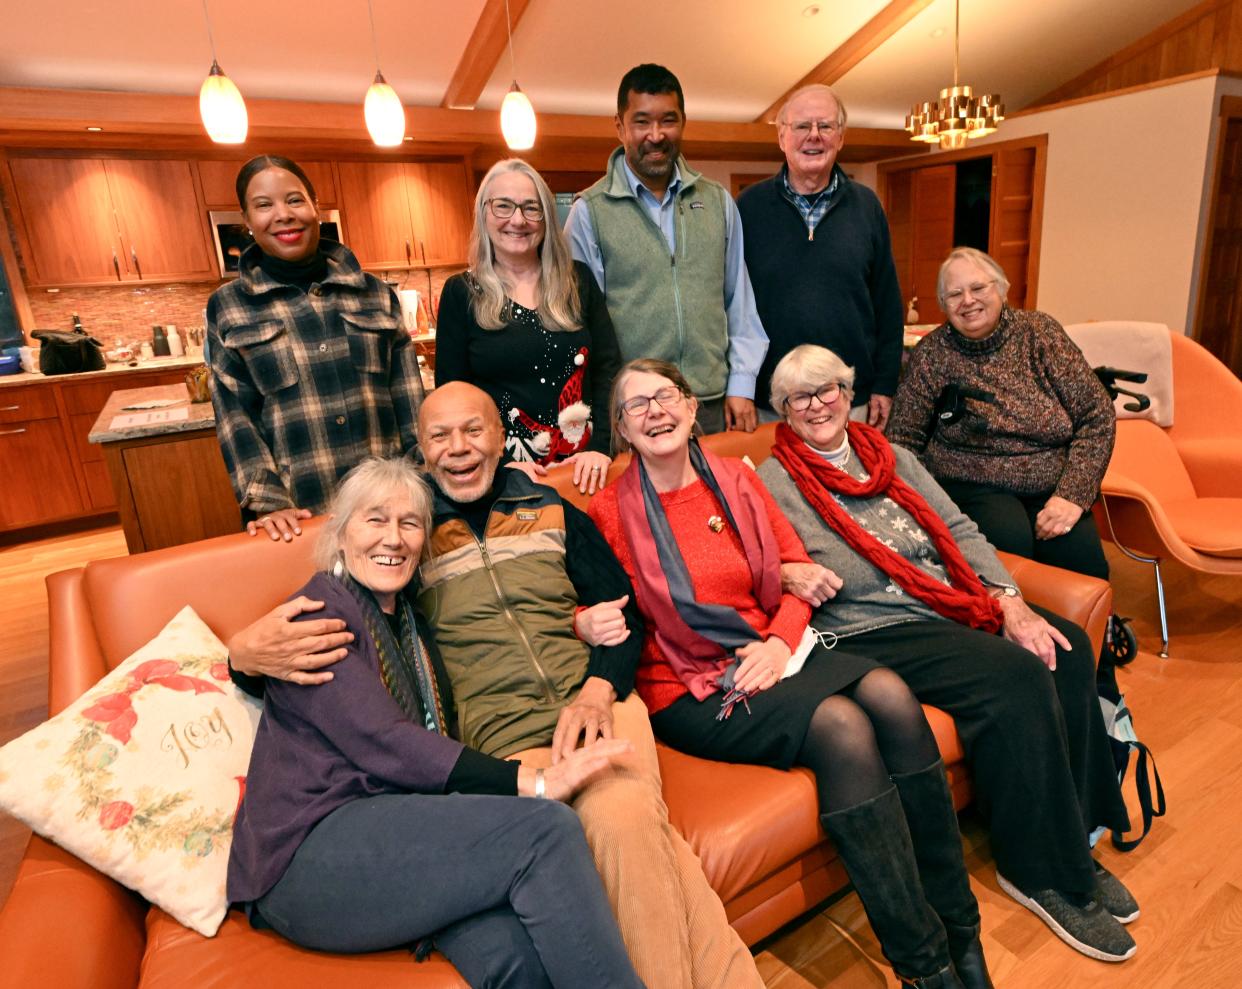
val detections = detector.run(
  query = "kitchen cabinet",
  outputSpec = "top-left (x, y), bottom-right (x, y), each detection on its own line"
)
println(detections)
top-left (0, 362), bottom-right (204, 533)
top-left (197, 159), bottom-right (338, 209)
top-left (6, 156), bottom-right (216, 287)
top-left (0, 385), bottom-right (83, 528)
top-left (337, 160), bottom-right (471, 269)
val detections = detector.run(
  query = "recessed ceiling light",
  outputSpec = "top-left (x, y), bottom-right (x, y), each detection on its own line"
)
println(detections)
top-left (802, 4), bottom-right (820, 17)
top-left (930, 26), bottom-right (946, 38)
top-left (85, 126), bottom-right (103, 132)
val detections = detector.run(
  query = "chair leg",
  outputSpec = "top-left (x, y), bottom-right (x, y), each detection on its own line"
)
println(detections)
top-left (1152, 559), bottom-right (1169, 658)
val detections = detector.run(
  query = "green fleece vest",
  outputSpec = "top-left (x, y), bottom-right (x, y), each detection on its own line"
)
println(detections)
top-left (581, 149), bottom-right (730, 400)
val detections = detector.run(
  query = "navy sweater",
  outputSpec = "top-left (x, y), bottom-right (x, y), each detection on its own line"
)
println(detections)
top-left (737, 167), bottom-right (903, 409)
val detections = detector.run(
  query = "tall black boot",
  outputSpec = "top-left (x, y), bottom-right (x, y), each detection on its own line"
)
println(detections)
top-left (821, 786), bottom-right (963, 987)
top-left (892, 759), bottom-right (995, 989)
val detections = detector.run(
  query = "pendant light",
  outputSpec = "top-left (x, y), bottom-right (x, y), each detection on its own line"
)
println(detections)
top-left (905, 0), bottom-right (1003, 150)
top-left (500, 0), bottom-right (536, 151)
top-left (198, 0), bottom-right (248, 144)
top-left (364, 0), bottom-right (406, 147)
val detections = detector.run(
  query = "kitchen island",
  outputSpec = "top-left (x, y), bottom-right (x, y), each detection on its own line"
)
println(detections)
top-left (88, 383), bottom-right (239, 553)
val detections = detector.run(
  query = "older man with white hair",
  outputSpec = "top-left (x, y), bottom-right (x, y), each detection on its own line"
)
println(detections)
top-left (738, 84), bottom-right (903, 430)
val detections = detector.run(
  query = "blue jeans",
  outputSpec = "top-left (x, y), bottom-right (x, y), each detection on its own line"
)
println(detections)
top-left (255, 793), bottom-right (644, 989)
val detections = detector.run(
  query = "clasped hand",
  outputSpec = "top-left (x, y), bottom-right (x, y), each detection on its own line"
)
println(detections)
top-left (731, 637), bottom-right (792, 695)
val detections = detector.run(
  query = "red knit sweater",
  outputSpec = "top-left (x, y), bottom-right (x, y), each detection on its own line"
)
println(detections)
top-left (590, 469), bottom-right (812, 714)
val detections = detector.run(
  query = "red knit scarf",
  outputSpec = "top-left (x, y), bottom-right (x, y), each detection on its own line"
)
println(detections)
top-left (771, 422), bottom-right (1003, 632)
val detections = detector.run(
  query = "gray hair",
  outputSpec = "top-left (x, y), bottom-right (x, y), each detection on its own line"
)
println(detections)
top-left (776, 84), bottom-right (848, 127)
top-left (314, 457), bottom-right (433, 574)
top-left (937, 247), bottom-right (1011, 306)
top-left (769, 344), bottom-right (856, 417)
top-left (467, 158), bottom-right (582, 332)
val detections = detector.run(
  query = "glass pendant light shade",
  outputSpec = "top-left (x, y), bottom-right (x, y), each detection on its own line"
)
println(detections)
top-left (501, 83), bottom-right (537, 151)
top-left (199, 60), bottom-right (248, 144)
top-left (365, 71), bottom-right (406, 147)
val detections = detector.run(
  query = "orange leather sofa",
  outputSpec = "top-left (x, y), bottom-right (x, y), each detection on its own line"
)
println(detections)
top-left (0, 427), bottom-right (1112, 989)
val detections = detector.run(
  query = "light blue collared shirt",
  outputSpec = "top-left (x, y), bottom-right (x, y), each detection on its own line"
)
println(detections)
top-left (564, 156), bottom-right (768, 401)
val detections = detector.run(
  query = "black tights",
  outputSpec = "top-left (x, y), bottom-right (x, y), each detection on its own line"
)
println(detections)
top-left (798, 668), bottom-right (940, 813)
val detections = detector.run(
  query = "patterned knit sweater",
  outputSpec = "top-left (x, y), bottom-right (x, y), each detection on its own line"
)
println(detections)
top-left (589, 469), bottom-right (811, 715)
top-left (888, 308), bottom-right (1115, 509)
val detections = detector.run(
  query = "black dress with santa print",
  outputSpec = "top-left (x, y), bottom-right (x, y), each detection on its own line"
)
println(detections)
top-left (434, 261), bottom-right (622, 465)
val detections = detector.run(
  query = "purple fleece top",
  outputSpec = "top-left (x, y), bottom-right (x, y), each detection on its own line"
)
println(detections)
top-left (226, 572), bottom-right (466, 903)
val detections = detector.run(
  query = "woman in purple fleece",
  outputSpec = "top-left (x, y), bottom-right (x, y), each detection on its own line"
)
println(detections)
top-left (226, 456), bottom-right (643, 988)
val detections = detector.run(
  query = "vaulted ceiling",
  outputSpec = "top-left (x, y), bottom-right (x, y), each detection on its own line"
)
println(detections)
top-left (0, 0), bottom-right (1205, 131)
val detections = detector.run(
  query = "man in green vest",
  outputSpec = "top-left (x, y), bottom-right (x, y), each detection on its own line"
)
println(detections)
top-left (565, 63), bottom-right (768, 434)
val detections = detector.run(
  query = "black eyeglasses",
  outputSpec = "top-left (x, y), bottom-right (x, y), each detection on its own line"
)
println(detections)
top-left (620, 387), bottom-right (685, 418)
top-left (784, 382), bottom-right (843, 411)
top-left (486, 198), bottom-right (545, 221)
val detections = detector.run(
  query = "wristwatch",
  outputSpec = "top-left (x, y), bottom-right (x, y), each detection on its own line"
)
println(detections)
top-left (991, 585), bottom-right (1019, 599)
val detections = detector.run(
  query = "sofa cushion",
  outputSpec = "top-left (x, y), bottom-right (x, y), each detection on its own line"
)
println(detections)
top-left (138, 909), bottom-right (467, 989)
top-left (0, 607), bottom-right (260, 936)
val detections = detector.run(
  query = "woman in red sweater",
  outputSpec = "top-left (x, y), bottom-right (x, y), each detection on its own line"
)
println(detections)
top-left (586, 359), bottom-right (992, 989)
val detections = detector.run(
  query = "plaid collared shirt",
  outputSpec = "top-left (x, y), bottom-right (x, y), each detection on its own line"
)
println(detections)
top-left (208, 241), bottom-right (424, 515)
top-left (779, 165), bottom-right (840, 238)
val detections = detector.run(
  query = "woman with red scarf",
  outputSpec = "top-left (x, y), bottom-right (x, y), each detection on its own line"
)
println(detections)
top-left (756, 345), bottom-right (1138, 966)
top-left (589, 359), bottom-right (988, 989)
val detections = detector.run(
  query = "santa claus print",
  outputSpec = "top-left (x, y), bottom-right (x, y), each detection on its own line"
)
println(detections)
top-left (507, 346), bottom-right (593, 465)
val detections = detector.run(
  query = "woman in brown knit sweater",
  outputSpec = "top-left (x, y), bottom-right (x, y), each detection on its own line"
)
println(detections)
top-left (888, 247), bottom-right (1115, 579)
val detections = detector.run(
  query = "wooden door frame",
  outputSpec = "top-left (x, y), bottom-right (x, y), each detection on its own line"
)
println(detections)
top-left (877, 134), bottom-right (1049, 309)
top-left (1191, 94), bottom-right (1242, 344)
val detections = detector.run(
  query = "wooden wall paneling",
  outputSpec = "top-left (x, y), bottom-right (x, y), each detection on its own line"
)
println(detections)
top-left (6, 157), bottom-right (122, 285)
top-left (103, 159), bottom-right (215, 281)
top-left (405, 161), bottom-right (472, 266)
top-left (336, 161), bottom-right (416, 269)
top-left (884, 170), bottom-right (914, 309)
top-left (1193, 109), bottom-right (1242, 374)
top-left (910, 164), bottom-right (956, 324)
top-left (1029, 0), bottom-right (1236, 108)
top-left (988, 145), bottom-right (1039, 310)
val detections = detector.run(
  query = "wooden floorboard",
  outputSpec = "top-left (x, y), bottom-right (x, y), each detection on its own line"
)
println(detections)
top-left (0, 529), bottom-right (1238, 986)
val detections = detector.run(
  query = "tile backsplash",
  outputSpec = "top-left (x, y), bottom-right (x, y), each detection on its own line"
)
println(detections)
top-left (23, 267), bottom-right (463, 344)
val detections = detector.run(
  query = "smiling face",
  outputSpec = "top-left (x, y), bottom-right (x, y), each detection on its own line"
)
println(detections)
top-left (241, 167), bottom-right (321, 262)
top-left (616, 90), bottom-right (685, 193)
top-left (483, 169), bottom-right (545, 267)
top-left (942, 256), bottom-right (1005, 340)
top-left (419, 382), bottom-right (505, 504)
top-left (783, 377), bottom-right (852, 452)
top-left (615, 369), bottom-right (697, 464)
top-left (777, 89), bottom-right (845, 194)
top-left (339, 489), bottom-right (425, 613)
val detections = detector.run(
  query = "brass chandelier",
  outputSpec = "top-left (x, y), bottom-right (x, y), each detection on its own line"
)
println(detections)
top-left (905, 0), bottom-right (1003, 150)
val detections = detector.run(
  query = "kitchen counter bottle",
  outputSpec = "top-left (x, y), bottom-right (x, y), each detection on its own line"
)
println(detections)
top-left (151, 325), bottom-right (171, 357)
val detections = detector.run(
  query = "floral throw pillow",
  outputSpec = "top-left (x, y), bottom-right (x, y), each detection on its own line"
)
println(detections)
top-left (0, 606), bottom-right (261, 936)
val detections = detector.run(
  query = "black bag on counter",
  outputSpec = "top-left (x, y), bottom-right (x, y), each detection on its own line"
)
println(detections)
top-left (32, 329), bottom-right (106, 375)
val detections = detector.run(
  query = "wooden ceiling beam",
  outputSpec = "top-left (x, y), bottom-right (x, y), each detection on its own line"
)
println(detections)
top-left (756, 0), bottom-right (936, 123)
top-left (0, 86), bottom-right (922, 164)
top-left (441, 0), bottom-right (534, 110)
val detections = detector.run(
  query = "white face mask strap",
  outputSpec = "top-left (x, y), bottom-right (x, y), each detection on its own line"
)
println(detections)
top-left (810, 627), bottom-right (838, 651)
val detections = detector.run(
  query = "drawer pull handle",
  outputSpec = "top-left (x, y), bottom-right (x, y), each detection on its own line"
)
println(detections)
top-left (0, 405), bottom-right (19, 412)
top-left (0, 428), bottom-right (27, 436)
top-left (112, 250), bottom-right (122, 281)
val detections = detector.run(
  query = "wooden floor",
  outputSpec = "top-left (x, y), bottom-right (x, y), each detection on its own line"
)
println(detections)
top-left (0, 526), bottom-right (1239, 987)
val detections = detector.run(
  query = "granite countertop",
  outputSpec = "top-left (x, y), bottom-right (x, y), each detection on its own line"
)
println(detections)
top-left (0, 354), bottom-right (206, 389)
top-left (89, 383), bottom-right (218, 444)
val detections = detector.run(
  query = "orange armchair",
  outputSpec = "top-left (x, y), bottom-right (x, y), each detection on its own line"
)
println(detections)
top-left (1066, 323), bottom-right (1242, 656)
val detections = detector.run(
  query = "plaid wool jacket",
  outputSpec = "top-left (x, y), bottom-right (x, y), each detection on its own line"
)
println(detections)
top-left (208, 241), bottom-right (424, 515)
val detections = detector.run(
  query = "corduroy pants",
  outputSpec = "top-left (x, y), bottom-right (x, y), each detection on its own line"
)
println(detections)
top-left (512, 693), bottom-right (764, 989)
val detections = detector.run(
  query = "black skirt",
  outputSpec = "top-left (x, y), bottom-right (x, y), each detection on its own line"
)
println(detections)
top-left (649, 644), bottom-right (877, 770)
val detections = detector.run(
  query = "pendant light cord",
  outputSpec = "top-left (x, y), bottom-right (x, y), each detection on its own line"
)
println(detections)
top-left (200, 0), bottom-right (219, 61)
top-left (367, 0), bottom-right (383, 71)
top-left (952, 0), bottom-right (960, 88)
top-left (505, 0), bottom-right (517, 78)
